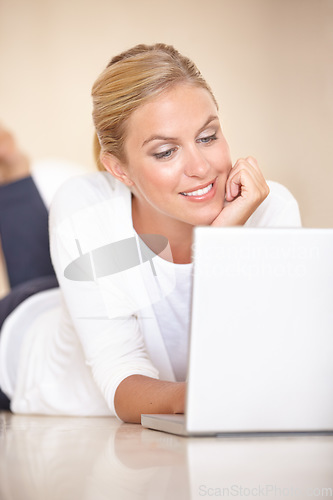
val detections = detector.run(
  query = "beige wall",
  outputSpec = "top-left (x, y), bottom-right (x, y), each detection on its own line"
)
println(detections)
top-left (0, 0), bottom-right (332, 294)
top-left (1, 0), bottom-right (332, 226)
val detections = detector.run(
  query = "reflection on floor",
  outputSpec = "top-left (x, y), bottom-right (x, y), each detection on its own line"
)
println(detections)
top-left (0, 411), bottom-right (189, 500)
top-left (1, 411), bottom-right (333, 500)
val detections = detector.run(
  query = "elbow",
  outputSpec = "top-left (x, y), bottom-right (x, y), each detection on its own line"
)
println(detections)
top-left (114, 375), bottom-right (144, 424)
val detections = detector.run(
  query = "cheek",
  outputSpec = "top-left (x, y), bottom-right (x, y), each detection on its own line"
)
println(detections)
top-left (225, 159), bottom-right (232, 176)
top-left (148, 159), bottom-right (183, 185)
top-left (211, 147), bottom-right (232, 175)
top-left (133, 161), bottom-right (179, 194)
top-left (217, 136), bottom-right (232, 166)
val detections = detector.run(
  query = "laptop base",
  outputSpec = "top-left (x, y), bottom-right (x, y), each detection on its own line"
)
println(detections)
top-left (141, 414), bottom-right (333, 438)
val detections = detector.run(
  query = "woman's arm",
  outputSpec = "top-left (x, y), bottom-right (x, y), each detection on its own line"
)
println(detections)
top-left (49, 175), bottom-right (169, 419)
top-left (114, 375), bottom-right (186, 423)
top-left (212, 156), bottom-right (270, 227)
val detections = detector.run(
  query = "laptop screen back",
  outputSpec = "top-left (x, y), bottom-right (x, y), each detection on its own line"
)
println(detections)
top-left (185, 228), bottom-right (333, 434)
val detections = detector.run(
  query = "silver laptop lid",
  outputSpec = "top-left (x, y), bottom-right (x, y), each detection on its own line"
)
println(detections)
top-left (185, 228), bottom-right (333, 434)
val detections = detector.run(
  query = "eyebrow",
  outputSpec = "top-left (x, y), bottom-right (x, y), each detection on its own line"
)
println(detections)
top-left (141, 114), bottom-right (219, 148)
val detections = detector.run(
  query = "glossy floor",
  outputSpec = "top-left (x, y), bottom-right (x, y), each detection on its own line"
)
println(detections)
top-left (1, 411), bottom-right (333, 500)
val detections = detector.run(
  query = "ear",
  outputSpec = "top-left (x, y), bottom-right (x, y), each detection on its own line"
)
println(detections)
top-left (101, 153), bottom-right (134, 187)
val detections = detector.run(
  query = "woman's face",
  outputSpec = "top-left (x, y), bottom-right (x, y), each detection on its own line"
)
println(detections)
top-left (121, 83), bottom-right (232, 229)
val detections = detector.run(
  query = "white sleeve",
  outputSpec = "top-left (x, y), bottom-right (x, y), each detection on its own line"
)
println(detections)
top-left (245, 181), bottom-right (302, 228)
top-left (49, 173), bottom-right (159, 417)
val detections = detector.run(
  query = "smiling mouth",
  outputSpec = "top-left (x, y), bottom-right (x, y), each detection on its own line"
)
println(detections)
top-left (180, 181), bottom-right (214, 197)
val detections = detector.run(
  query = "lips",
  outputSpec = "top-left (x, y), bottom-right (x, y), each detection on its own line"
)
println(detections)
top-left (180, 179), bottom-right (215, 197)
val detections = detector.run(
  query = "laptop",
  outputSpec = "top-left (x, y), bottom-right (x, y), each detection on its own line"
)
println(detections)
top-left (141, 227), bottom-right (333, 436)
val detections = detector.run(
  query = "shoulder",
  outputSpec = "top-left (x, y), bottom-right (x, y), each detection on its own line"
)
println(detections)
top-left (31, 158), bottom-right (87, 208)
top-left (245, 181), bottom-right (302, 227)
top-left (51, 171), bottom-right (121, 209)
top-left (49, 171), bottom-right (130, 226)
top-left (266, 180), bottom-right (297, 204)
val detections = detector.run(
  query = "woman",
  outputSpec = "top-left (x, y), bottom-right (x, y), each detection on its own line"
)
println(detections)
top-left (0, 44), bottom-right (301, 423)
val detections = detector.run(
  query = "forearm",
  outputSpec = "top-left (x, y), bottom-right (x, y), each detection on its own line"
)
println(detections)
top-left (114, 374), bottom-right (186, 424)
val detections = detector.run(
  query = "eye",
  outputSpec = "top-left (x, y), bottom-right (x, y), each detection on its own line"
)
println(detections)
top-left (153, 147), bottom-right (178, 160)
top-left (197, 133), bottom-right (218, 144)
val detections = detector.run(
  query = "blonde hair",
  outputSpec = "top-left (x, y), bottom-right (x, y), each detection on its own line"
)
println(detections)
top-left (91, 43), bottom-right (218, 171)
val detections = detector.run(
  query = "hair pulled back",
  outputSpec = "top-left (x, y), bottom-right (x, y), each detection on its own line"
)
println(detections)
top-left (92, 43), bottom-right (217, 170)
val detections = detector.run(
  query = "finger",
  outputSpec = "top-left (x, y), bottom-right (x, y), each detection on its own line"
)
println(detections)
top-left (231, 157), bottom-right (260, 178)
top-left (245, 156), bottom-right (261, 173)
top-left (225, 167), bottom-right (252, 201)
top-left (226, 166), bottom-right (268, 206)
top-left (225, 159), bottom-right (245, 200)
top-left (226, 161), bottom-right (257, 195)
top-left (229, 158), bottom-right (267, 194)
top-left (228, 174), bottom-right (242, 200)
top-left (232, 157), bottom-right (263, 181)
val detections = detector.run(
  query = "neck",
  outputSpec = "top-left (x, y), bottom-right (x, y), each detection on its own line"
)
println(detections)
top-left (131, 196), bottom-right (194, 265)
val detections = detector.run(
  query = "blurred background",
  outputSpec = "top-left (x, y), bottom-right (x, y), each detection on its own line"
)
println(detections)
top-left (0, 0), bottom-right (332, 228)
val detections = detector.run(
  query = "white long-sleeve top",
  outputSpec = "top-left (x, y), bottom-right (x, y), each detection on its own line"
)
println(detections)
top-left (0, 172), bottom-right (301, 416)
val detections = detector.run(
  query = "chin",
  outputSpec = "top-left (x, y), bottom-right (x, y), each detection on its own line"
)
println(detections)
top-left (185, 210), bottom-right (221, 227)
top-left (198, 204), bottom-right (224, 226)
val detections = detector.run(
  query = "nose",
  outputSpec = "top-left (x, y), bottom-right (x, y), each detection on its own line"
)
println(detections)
top-left (183, 144), bottom-right (210, 178)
